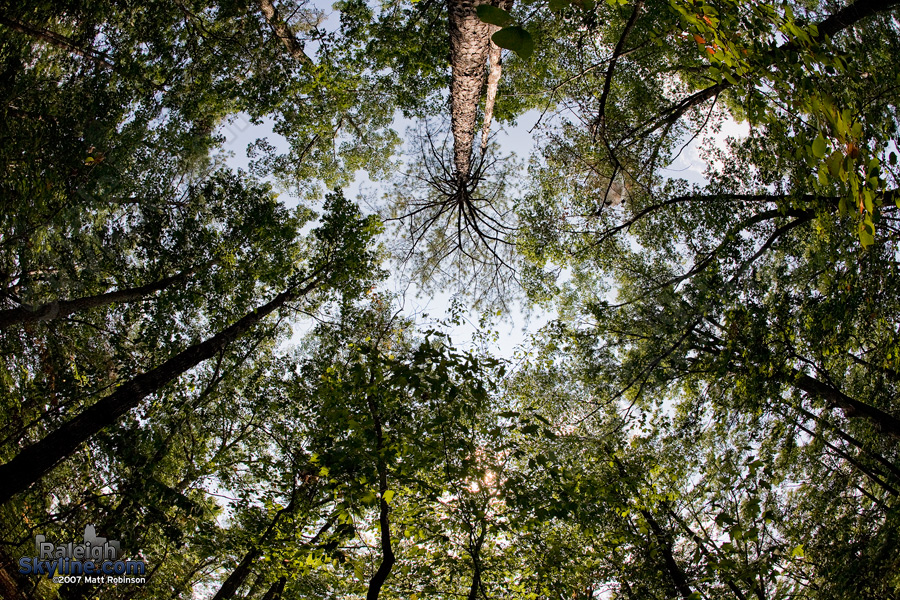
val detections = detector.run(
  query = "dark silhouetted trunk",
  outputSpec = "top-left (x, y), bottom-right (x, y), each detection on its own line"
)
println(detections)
top-left (0, 274), bottom-right (322, 504)
top-left (366, 394), bottom-right (394, 600)
top-left (790, 370), bottom-right (900, 442)
top-left (0, 15), bottom-right (113, 67)
top-left (0, 264), bottom-right (203, 329)
top-left (641, 509), bottom-right (693, 600)
top-left (261, 577), bottom-right (286, 600)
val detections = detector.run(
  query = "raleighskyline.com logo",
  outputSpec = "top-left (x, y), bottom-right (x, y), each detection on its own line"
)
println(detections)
top-left (19, 525), bottom-right (146, 584)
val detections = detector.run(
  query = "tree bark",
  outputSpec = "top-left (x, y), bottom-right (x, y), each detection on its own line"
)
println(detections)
top-left (448, 0), bottom-right (495, 180)
top-left (790, 370), bottom-right (900, 442)
top-left (0, 15), bottom-right (114, 68)
top-left (261, 577), bottom-right (286, 600)
top-left (0, 548), bottom-right (29, 600)
top-left (667, 508), bottom-right (761, 600)
top-left (641, 509), bottom-right (694, 600)
top-left (211, 486), bottom-right (335, 600)
top-left (258, 0), bottom-right (315, 67)
top-left (0, 265), bottom-right (202, 329)
top-left (366, 393), bottom-right (395, 600)
top-left (466, 520), bottom-right (487, 600)
top-left (0, 273), bottom-right (323, 505)
top-left (479, 0), bottom-right (513, 153)
top-left (790, 414), bottom-right (899, 496)
top-left (793, 404), bottom-right (900, 481)
top-left (211, 500), bottom-right (292, 600)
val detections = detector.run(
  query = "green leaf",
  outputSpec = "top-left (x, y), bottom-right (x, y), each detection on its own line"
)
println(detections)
top-left (549, 0), bottom-right (572, 11)
top-left (492, 26), bottom-right (534, 59)
top-left (811, 134), bottom-right (827, 158)
top-left (476, 5), bottom-right (514, 26)
top-left (859, 220), bottom-right (875, 247)
top-left (383, 489), bottom-right (395, 504)
top-left (826, 151), bottom-right (843, 177)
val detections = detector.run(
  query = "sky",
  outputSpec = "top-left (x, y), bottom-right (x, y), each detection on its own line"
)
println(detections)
top-left (215, 104), bottom-right (557, 360)
top-left (216, 109), bottom-right (749, 363)
top-left (213, 1), bottom-right (751, 362)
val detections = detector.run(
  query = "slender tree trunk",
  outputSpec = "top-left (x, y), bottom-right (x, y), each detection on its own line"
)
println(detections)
top-left (466, 522), bottom-right (486, 600)
top-left (0, 264), bottom-right (204, 329)
top-left (789, 370), bottom-right (900, 442)
top-left (0, 15), bottom-right (114, 68)
top-left (479, 0), bottom-right (512, 153)
top-left (0, 274), bottom-right (323, 504)
top-left (448, 0), bottom-right (495, 180)
top-left (258, 0), bottom-right (315, 66)
top-left (211, 487), bottom-right (335, 600)
top-left (667, 508), bottom-right (759, 600)
top-left (366, 394), bottom-right (395, 600)
top-left (212, 498), bottom-right (293, 600)
top-left (640, 509), bottom-right (693, 600)
top-left (211, 543), bottom-right (263, 599)
top-left (793, 404), bottom-right (900, 481)
top-left (789, 415), bottom-right (899, 496)
top-left (261, 577), bottom-right (286, 600)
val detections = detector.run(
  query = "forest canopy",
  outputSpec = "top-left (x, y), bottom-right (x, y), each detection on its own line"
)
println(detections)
top-left (1, 0), bottom-right (899, 599)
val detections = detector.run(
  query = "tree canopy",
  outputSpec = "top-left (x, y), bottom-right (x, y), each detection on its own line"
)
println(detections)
top-left (1, 0), bottom-right (899, 598)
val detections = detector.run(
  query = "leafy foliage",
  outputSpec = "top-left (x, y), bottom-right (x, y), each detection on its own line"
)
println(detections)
top-left (2, 0), bottom-right (900, 598)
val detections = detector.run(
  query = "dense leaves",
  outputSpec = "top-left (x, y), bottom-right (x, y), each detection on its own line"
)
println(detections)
top-left (2, 0), bottom-right (899, 598)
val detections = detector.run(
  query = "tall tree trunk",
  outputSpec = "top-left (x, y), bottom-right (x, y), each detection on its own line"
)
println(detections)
top-left (793, 404), bottom-right (900, 481)
top-left (666, 508), bottom-right (758, 600)
top-left (366, 393), bottom-right (395, 600)
top-left (479, 0), bottom-right (512, 153)
top-left (261, 577), bottom-right (286, 600)
top-left (211, 492), bottom-right (336, 600)
top-left (466, 521), bottom-right (486, 600)
top-left (789, 370), bottom-right (900, 442)
top-left (211, 517), bottom-right (283, 600)
top-left (448, 0), bottom-right (495, 180)
top-left (0, 264), bottom-right (205, 329)
top-left (640, 509), bottom-right (694, 600)
top-left (0, 273), bottom-right (323, 504)
top-left (787, 413), bottom-right (899, 496)
top-left (258, 0), bottom-right (315, 66)
top-left (0, 15), bottom-right (114, 68)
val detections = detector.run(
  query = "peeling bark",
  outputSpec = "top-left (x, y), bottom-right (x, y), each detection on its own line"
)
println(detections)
top-left (479, 0), bottom-right (512, 153)
top-left (448, 0), bottom-right (495, 180)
